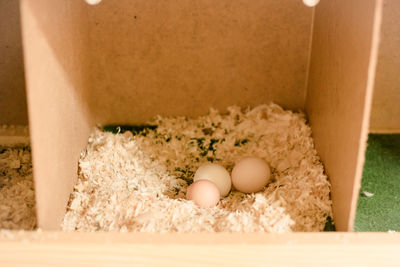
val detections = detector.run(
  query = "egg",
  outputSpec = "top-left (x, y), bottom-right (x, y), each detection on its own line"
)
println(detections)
top-left (231, 157), bottom-right (271, 193)
top-left (193, 163), bottom-right (231, 197)
top-left (186, 180), bottom-right (220, 208)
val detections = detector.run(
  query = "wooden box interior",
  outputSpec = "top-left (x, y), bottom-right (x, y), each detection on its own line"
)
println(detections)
top-left (2, 0), bottom-right (392, 232)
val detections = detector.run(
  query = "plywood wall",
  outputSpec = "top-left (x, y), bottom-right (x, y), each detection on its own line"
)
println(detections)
top-left (306, 0), bottom-right (382, 231)
top-left (370, 0), bottom-right (400, 133)
top-left (0, 0), bottom-right (28, 125)
top-left (86, 0), bottom-right (313, 124)
top-left (20, 0), bottom-right (92, 229)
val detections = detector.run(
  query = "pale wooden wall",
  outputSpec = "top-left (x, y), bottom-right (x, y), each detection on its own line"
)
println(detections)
top-left (370, 0), bottom-right (400, 133)
top-left (86, 0), bottom-right (313, 124)
top-left (306, 0), bottom-right (382, 231)
top-left (0, 0), bottom-right (28, 125)
top-left (20, 0), bottom-right (93, 229)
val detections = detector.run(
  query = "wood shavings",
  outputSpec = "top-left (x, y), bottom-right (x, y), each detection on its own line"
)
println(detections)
top-left (63, 103), bottom-right (332, 232)
top-left (0, 146), bottom-right (37, 230)
top-left (362, 191), bottom-right (374, 197)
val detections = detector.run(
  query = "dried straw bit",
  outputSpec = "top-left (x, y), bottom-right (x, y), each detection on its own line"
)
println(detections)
top-left (63, 103), bottom-right (332, 232)
top-left (0, 146), bottom-right (36, 230)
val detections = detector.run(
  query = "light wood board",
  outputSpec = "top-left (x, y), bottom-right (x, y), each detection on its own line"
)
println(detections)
top-left (0, 232), bottom-right (400, 266)
top-left (19, 0), bottom-right (93, 230)
top-left (306, 0), bottom-right (383, 231)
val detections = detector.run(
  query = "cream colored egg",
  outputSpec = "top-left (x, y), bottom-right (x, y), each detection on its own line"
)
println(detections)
top-left (186, 180), bottom-right (220, 208)
top-left (194, 163), bottom-right (231, 197)
top-left (231, 157), bottom-right (271, 193)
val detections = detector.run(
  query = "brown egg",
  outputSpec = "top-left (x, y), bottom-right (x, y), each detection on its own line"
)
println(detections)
top-left (231, 157), bottom-right (271, 193)
top-left (186, 180), bottom-right (220, 208)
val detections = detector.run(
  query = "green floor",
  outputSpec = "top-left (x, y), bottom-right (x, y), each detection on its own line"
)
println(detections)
top-left (355, 134), bottom-right (400, 232)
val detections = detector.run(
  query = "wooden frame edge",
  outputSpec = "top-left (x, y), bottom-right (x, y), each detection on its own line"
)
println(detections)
top-left (369, 128), bottom-right (400, 134)
top-left (0, 232), bottom-right (399, 266)
top-left (0, 125), bottom-right (29, 146)
top-left (348, 0), bottom-right (384, 231)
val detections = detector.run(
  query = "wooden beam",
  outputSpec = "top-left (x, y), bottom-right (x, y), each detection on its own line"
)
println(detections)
top-left (0, 232), bottom-right (399, 266)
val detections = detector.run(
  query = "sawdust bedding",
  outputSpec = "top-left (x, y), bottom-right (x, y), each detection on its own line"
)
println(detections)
top-left (62, 103), bottom-right (333, 232)
top-left (0, 145), bottom-right (36, 230)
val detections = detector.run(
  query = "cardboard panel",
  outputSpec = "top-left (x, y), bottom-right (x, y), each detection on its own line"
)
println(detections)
top-left (0, 0), bottom-right (28, 125)
top-left (86, 0), bottom-right (313, 124)
top-left (306, 0), bottom-right (383, 231)
top-left (20, 0), bottom-right (92, 230)
top-left (370, 0), bottom-right (400, 133)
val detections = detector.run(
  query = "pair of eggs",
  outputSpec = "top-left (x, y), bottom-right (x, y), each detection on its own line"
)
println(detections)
top-left (186, 157), bottom-right (271, 208)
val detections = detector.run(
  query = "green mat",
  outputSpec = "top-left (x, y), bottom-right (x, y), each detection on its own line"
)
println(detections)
top-left (355, 134), bottom-right (400, 232)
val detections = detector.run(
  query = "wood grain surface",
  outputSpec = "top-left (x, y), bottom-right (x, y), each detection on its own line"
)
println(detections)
top-left (0, 232), bottom-right (399, 266)
top-left (370, 0), bottom-right (400, 133)
top-left (306, 0), bottom-right (383, 231)
top-left (19, 0), bottom-right (93, 230)
top-left (0, 0), bottom-right (28, 125)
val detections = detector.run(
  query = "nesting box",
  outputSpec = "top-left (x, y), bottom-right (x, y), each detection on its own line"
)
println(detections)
top-left (2, 0), bottom-right (400, 264)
